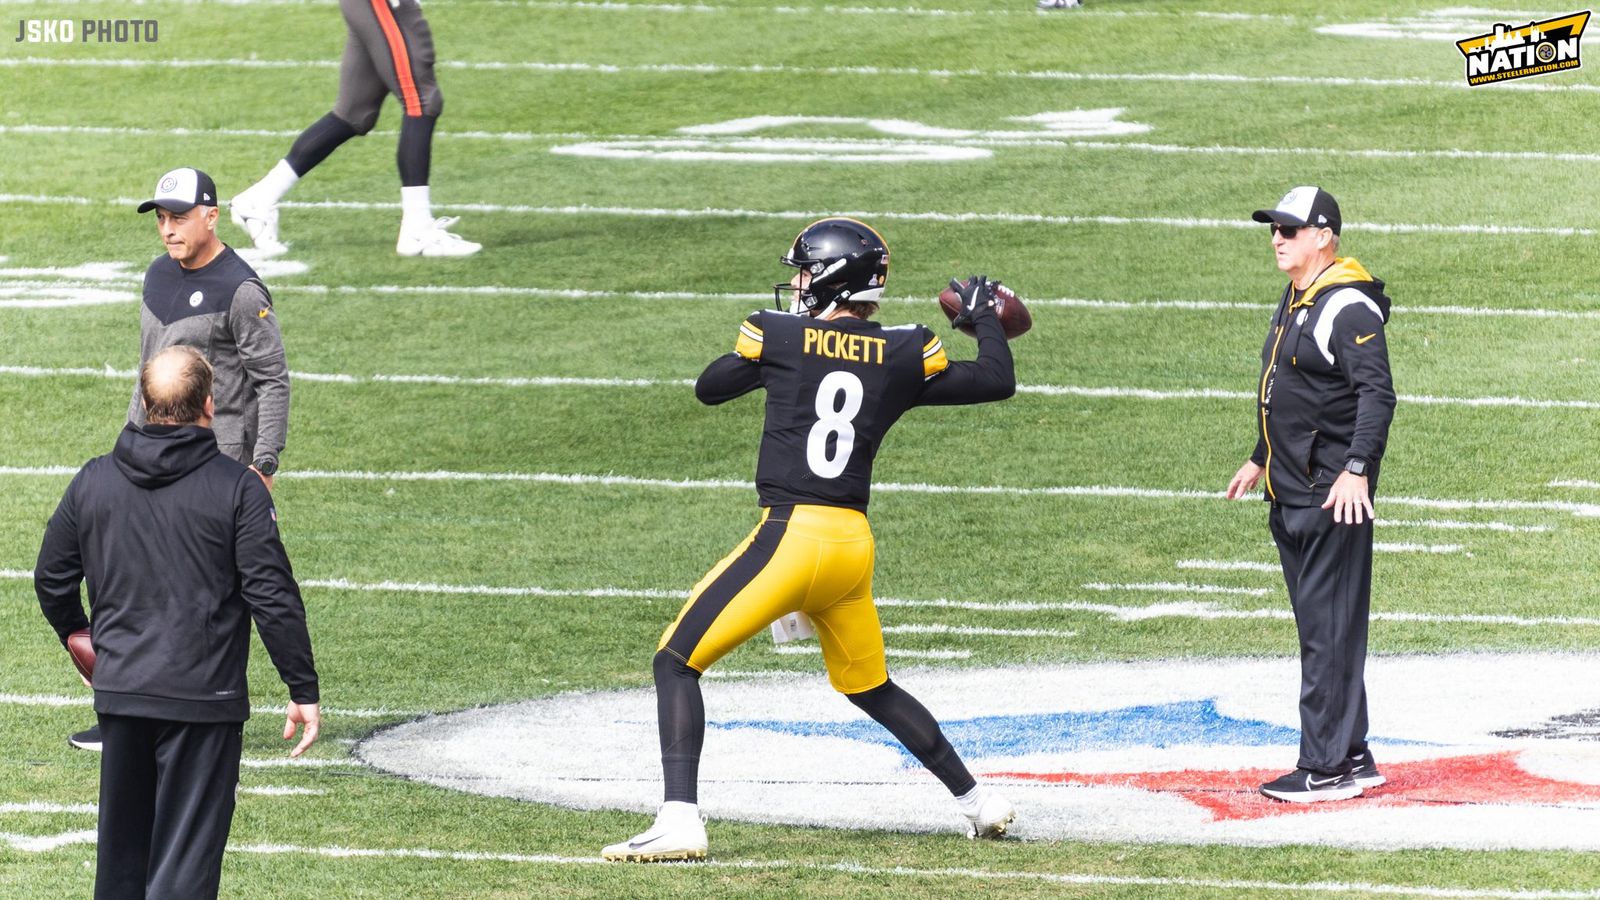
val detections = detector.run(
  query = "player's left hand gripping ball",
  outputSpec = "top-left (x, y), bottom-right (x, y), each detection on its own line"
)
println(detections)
top-left (939, 275), bottom-right (1032, 339)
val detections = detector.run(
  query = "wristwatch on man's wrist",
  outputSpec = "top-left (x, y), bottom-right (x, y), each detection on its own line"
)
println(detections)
top-left (1343, 458), bottom-right (1369, 477)
top-left (253, 457), bottom-right (278, 477)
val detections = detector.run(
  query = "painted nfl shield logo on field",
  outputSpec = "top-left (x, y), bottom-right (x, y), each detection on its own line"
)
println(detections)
top-left (356, 653), bottom-right (1600, 851)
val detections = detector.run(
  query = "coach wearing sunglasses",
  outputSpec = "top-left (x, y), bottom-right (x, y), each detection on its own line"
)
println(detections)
top-left (1225, 186), bottom-right (1397, 804)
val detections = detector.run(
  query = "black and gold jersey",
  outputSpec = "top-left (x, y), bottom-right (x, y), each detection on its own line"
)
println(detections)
top-left (696, 307), bottom-right (1015, 511)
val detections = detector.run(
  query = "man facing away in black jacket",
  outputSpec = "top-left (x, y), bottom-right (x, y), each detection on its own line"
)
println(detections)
top-left (35, 345), bottom-right (321, 900)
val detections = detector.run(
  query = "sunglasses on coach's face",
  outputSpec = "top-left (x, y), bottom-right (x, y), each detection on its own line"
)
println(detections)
top-left (1269, 223), bottom-right (1317, 239)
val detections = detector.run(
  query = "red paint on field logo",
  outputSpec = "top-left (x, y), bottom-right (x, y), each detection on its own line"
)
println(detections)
top-left (987, 751), bottom-right (1600, 821)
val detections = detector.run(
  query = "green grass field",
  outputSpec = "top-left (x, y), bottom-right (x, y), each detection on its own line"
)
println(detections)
top-left (5, 0), bottom-right (1600, 896)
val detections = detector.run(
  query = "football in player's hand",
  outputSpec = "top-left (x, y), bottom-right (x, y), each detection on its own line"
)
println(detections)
top-left (66, 628), bottom-right (94, 685)
top-left (938, 278), bottom-right (1033, 339)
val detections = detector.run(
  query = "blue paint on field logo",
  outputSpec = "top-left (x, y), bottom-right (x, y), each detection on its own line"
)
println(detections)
top-left (713, 699), bottom-right (1308, 764)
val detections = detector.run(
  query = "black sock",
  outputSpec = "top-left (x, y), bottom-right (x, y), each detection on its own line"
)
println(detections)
top-left (846, 679), bottom-right (976, 796)
top-left (398, 115), bottom-right (437, 188)
top-left (285, 113), bottom-right (359, 177)
top-left (654, 650), bottom-right (703, 804)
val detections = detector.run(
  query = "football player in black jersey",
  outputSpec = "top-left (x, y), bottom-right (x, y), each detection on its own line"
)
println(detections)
top-left (603, 218), bottom-right (1019, 862)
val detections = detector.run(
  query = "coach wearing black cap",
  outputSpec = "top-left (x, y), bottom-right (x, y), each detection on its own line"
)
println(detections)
top-left (1225, 185), bottom-right (1397, 803)
top-left (63, 167), bottom-right (295, 755)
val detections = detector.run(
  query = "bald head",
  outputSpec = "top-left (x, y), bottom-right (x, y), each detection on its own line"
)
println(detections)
top-left (141, 346), bottom-right (214, 425)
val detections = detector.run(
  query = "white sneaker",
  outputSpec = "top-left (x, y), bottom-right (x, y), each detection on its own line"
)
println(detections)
top-left (1037, 0), bottom-right (1082, 8)
top-left (601, 801), bottom-right (708, 863)
top-left (396, 216), bottom-right (482, 257)
top-left (961, 788), bottom-right (1016, 839)
top-left (230, 191), bottom-right (287, 257)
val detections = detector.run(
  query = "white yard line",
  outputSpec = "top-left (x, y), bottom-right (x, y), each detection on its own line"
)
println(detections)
top-left (1019, 384), bottom-right (1600, 411)
top-left (2, 192), bottom-right (1598, 238)
top-left (881, 623), bottom-right (1077, 639)
top-left (239, 758), bottom-right (356, 768)
top-left (301, 577), bottom-right (685, 599)
top-left (0, 830), bottom-right (97, 852)
top-left (702, 669), bottom-right (810, 679)
top-left (879, 597), bottom-right (1600, 629)
top-left (5, 56), bottom-right (1600, 95)
top-left (1177, 532), bottom-right (1514, 573)
top-left (202, 842), bottom-right (1600, 897)
top-left (3, 365), bottom-right (1595, 414)
top-left (5, 567), bottom-right (1596, 633)
top-left (1377, 519), bottom-right (1551, 533)
top-left (6, 278), bottom-right (1596, 322)
top-left (1550, 479), bottom-right (1600, 490)
top-left (1373, 542), bottom-right (1465, 554)
top-left (11, 575), bottom-right (1599, 626)
top-left (0, 691), bottom-right (86, 707)
top-left (1176, 560), bottom-right (1280, 572)
top-left (1038, 297), bottom-right (1600, 321)
top-left (0, 683), bottom-right (419, 719)
top-left (241, 786), bottom-right (327, 797)
top-left (772, 646), bottom-right (973, 660)
top-left (0, 471), bottom-right (1595, 517)
top-left (1083, 582), bottom-right (1272, 597)
top-left (0, 802), bottom-right (96, 815)
top-left (14, 122), bottom-right (1600, 167)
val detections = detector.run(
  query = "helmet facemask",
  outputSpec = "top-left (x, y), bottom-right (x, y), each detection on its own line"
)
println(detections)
top-left (772, 218), bottom-right (889, 318)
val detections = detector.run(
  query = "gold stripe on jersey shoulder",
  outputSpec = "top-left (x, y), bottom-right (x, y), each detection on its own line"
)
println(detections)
top-left (736, 322), bottom-right (764, 360)
top-left (922, 337), bottom-right (948, 378)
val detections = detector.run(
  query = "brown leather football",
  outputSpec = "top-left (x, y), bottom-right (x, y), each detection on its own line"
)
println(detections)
top-left (66, 628), bottom-right (94, 685)
top-left (938, 278), bottom-right (1032, 339)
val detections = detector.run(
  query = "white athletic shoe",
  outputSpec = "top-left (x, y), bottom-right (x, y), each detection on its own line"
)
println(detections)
top-left (962, 788), bottom-right (1016, 839)
top-left (396, 216), bottom-right (482, 257)
top-left (601, 801), bottom-right (708, 863)
top-left (229, 190), bottom-right (287, 257)
top-left (1037, 0), bottom-right (1082, 8)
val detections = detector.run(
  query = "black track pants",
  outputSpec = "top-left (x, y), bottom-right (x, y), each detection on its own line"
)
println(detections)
top-left (1269, 504), bottom-right (1373, 775)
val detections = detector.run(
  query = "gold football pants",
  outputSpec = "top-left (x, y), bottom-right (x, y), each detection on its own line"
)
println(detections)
top-left (659, 504), bottom-right (887, 694)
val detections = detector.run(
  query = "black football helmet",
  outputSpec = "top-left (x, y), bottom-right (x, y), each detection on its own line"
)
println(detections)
top-left (774, 217), bottom-right (889, 316)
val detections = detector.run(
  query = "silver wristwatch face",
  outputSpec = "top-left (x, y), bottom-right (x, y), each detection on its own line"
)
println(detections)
top-left (1345, 459), bottom-right (1367, 476)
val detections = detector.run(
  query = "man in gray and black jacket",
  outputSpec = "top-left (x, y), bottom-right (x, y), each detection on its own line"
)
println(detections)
top-left (63, 167), bottom-right (294, 753)
top-left (130, 166), bottom-right (289, 486)
top-left (36, 346), bottom-right (319, 900)
top-left (1226, 186), bottom-right (1396, 804)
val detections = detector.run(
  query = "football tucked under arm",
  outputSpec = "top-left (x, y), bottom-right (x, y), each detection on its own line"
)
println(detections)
top-left (66, 628), bottom-right (94, 685)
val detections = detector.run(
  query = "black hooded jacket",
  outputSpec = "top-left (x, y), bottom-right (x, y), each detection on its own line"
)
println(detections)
top-left (1250, 257), bottom-right (1396, 508)
top-left (35, 423), bottom-right (317, 722)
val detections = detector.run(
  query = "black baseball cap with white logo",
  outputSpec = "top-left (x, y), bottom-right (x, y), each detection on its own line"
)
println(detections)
top-left (137, 167), bottom-right (219, 214)
top-left (1252, 185), bottom-right (1341, 235)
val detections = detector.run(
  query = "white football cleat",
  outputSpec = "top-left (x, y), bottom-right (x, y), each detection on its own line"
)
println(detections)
top-left (962, 788), bottom-right (1016, 839)
top-left (601, 801), bottom-right (707, 863)
top-left (229, 191), bottom-right (288, 257)
top-left (396, 216), bottom-right (482, 257)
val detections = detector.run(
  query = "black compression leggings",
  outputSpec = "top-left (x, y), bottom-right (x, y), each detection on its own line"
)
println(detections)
top-left (655, 650), bottom-right (704, 804)
top-left (653, 650), bottom-right (976, 803)
top-left (845, 679), bottom-right (977, 796)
